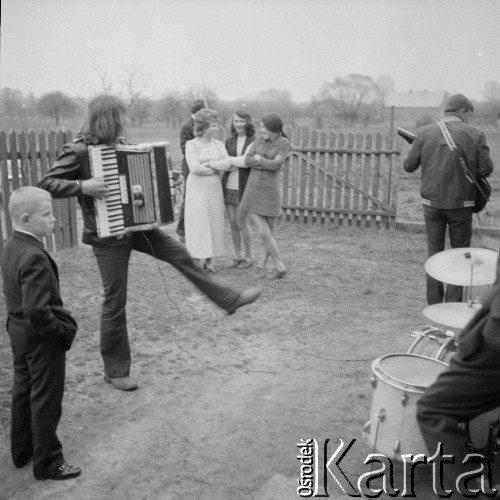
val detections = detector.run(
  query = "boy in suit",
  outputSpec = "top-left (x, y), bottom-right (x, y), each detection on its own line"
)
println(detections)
top-left (1, 186), bottom-right (81, 480)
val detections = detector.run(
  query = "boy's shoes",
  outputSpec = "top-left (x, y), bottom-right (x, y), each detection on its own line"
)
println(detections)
top-left (103, 374), bottom-right (138, 391)
top-left (227, 286), bottom-right (262, 315)
top-left (34, 462), bottom-right (81, 481)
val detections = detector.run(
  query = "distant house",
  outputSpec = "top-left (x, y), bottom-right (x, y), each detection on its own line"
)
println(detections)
top-left (386, 90), bottom-right (448, 126)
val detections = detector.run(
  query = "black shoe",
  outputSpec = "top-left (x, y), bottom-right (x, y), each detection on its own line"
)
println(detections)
top-left (35, 462), bottom-right (81, 481)
top-left (227, 286), bottom-right (262, 315)
top-left (13, 454), bottom-right (32, 468)
top-left (103, 374), bottom-right (138, 391)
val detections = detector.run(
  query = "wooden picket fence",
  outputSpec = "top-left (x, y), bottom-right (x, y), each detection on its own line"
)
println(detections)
top-left (0, 129), bottom-right (78, 253)
top-left (0, 126), bottom-right (401, 253)
top-left (281, 125), bottom-right (400, 228)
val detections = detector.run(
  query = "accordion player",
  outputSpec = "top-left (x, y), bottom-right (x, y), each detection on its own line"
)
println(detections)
top-left (88, 142), bottom-right (175, 238)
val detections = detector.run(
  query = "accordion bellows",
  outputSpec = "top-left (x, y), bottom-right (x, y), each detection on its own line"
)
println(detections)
top-left (89, 143), bottom-right (174, 238)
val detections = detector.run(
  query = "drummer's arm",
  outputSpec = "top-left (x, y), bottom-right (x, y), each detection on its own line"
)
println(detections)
top-left (482, 286), bottom-right (500, 353)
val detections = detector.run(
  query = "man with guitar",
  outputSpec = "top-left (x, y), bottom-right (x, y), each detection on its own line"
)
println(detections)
top-left (403, 94), bottom-right (494, 305)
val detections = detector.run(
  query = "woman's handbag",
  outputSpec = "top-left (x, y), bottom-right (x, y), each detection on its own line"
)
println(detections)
top-left (437, 121), bottom-right (491, 213)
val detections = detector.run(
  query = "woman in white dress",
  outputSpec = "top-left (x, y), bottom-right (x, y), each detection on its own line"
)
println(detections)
top-left (185, 109), bottom-right (231, 273)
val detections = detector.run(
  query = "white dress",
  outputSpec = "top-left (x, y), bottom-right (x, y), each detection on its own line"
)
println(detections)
top-left (185, 138), bottom-right (231, 259)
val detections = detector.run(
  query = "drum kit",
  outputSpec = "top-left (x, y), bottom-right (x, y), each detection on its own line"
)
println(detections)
top-left (363, 247), bottom-right (500, 461)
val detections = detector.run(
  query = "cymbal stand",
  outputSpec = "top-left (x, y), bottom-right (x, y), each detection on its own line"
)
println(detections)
top-left (466, 262), bottom-right (474, 308)
top-left (466, 418), bottom-right (500, 462)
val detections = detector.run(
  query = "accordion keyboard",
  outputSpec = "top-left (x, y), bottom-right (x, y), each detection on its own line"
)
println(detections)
top-left (89, 146), bottom-right (126, 236)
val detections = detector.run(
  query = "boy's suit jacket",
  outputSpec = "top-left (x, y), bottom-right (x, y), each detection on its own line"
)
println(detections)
top-left (1, 230), bottom-right (77, 352)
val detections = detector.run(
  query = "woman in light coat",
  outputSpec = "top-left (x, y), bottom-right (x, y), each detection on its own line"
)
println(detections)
top-left (184, 109), bottom-right (231, 273)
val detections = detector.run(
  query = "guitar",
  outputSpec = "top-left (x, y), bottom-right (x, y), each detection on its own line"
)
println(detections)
top-left (396, 127), bottom-right (416, 144)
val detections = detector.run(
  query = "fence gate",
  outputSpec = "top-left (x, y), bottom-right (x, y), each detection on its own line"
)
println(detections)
top-left (0, 130), bottom-right (78, 253)
top-left (281, 126), bottom-right (401, 229)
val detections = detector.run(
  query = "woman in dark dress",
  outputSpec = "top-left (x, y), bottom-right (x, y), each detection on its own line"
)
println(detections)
top-left (239, 113), bottom-right (290, 278)
top-left (222, 108), bottom-right (256, 269)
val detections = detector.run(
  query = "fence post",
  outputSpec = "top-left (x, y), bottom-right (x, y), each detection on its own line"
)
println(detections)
top-left (387, 106), bottom-right (396, 207)
top-left (0, 132), bottom-right (8, 250)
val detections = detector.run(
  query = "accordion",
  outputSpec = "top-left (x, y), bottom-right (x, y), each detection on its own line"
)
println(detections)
top-left (88, 142), bottom-right (175, 238)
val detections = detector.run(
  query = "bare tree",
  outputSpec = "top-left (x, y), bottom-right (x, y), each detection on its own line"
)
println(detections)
top-left (186, 83), bottom-right (218, 109)
top-left (37, 91), bottom-right (78, 126)
top-left (160, 91), bottom-right (185, 128)
top-left (24, 92), bottom-right (38, 117)
top-left (94, 67), bottom-right (152, 126)
top-left (482, 81), bottom-right (500, 104)
top-left (375, 75), bottom-right (395, 105)
top-left (0, 87), bottom-right (24, 119)
top-left (479, 81), bottom-right (500, 125)
top-left (118, 67), bottom-right (151, 127)
top-left (317, 74), bottom-right (379, 126)
top-left (256, 89), bottom-right (295, 118)
top-left (97, 74), bottom-right (115, 94)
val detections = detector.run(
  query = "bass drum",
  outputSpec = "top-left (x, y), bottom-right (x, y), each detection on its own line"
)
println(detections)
top-left (406, 326), bottom-right (456, 363)
top-left (363, 353), bottom-right (448, 461)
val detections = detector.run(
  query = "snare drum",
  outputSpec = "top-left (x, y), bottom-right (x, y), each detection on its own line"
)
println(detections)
top-left (363, 353), bottom-right (448, 461)
top-left (406, 326), bottom-right (456, 363)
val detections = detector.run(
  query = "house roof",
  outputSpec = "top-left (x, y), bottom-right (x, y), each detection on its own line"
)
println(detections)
top-left (386, 90), bottom-right (448, 108)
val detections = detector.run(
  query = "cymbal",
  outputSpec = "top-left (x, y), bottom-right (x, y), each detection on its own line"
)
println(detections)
top-left (425, 248), bottom-right (498, 286)
top-left (423, 302), bottom-right (482, 330)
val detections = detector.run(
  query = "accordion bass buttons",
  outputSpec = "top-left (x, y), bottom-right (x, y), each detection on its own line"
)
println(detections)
top-left (119, 175), bottom-right (129, 204)
top-left (132, 185), bottom-right (145, 207)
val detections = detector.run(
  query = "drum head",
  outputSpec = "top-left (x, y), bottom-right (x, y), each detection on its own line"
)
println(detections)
top-left (374, 354), bottom-right (448, 390)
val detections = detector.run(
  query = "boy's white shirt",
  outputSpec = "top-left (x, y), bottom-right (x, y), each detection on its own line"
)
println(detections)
top-left (13, 226), bottom-right (42, 241)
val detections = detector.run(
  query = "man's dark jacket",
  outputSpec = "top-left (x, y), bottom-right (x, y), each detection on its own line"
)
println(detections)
top-left (404, 114), bottom-right (493, 209)
top-left (180, 118), bottom-right (195, 179)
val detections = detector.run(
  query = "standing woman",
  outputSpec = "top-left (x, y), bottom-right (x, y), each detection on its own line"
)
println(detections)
top-left (239, 113), bottom-right (290, 278)
top-left (222, 108), bottom-right (256, 269)
top-left (185, 109), bottom-right (231, 273)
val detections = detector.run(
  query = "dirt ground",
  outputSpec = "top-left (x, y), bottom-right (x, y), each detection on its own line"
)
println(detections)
top-left (0, 222), bottom-right (498, 499)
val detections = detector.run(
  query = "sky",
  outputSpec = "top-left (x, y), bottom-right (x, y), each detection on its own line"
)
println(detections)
top-left (1, 0), bottom-right (499, 103)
